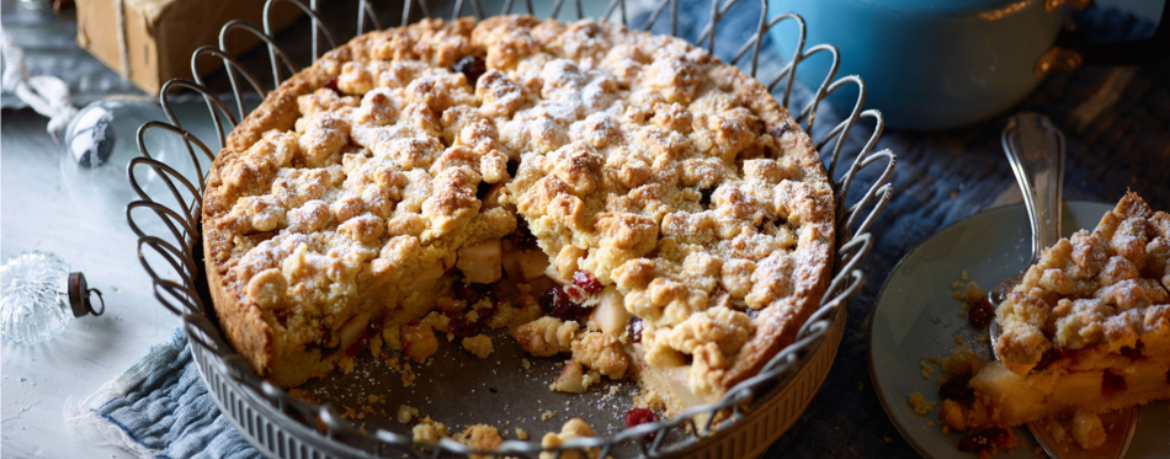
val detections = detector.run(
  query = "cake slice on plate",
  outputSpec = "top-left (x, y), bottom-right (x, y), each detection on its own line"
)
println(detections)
top-left (939, 193), bottom-right (1170, 440)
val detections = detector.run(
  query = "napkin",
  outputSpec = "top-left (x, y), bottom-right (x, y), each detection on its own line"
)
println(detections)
top-left (64, 329), bottom-right (262, 459)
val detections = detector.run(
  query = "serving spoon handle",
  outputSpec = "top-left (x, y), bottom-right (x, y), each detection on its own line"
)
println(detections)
top-left (1001, 112), bottom-right (1065, 264)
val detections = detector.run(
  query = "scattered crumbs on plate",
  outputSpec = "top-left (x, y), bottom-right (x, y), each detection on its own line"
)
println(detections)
top-left (920, 360), bottom-right (935, 380)
top-left (908, 391), bottom-right (935, 416)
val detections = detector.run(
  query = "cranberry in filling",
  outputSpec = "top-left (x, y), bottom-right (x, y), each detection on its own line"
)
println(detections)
top-left (508, 221), bottom-right (539, 251)
top-left (323, 77), bottom-right (340, 93)
top-left (624, 408), bottom-right (658, 428)
top-left (448, 313), bottom-right (483, 338)
top-left (1031, 347), bottom-right (1069, 373)
top-left (1102, 371), bottom-right (1127, 397)
top-left (344, 320), bottom-right (384, 357)
top-left (539, 286), bottom-right (592, 322)
top-left (572, 271), bottom-right (604, 294)
top-left (454, 280), bottom-right (497, 307)
top-left (628, 317), bottom-right (644, 343)
top-left (452, 55), bottom-right (487, 85)
top-left (967, 298), bottom-right (993, 330)
top-left (1119, 340), bottom-right (1144, 360)
top-left (939, 374), bottom-right (975, 405)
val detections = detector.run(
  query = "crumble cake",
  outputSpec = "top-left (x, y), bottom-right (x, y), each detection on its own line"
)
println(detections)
top-left (939, 193), bottom-right (1170, 434)
top-left (201, 15), bottom-right (835, 419)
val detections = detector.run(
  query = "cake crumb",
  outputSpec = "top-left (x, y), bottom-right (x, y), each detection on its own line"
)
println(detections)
top-left (942, 345), bottom-right (984, 375)
top-left (1072, 411), bottom-right (1105, 450)
top-left (541, 410), bottom-right (555, 421)
top-left (397, 405), bottom-right (419, 424)
top-left (411, 417), bottom-right (449, 443)
top-left (908, 391), bottom-right (935, 415)
top-left (857, 381), bottom-right (865, 392)
top-left (521, 359), bottom-right (532, 370)
top-left (462, 334), bottom-right (494, 358)
top-left (516, 428), bottom-right (529, 440)
top-left (920, 360), bottom-right (935, 380)
top-left (883, 436), bottom-right (894, 443)
top-left (339, 356), bottom-right (356, 374)
top-left (955, 335), bottom-right (964, 345)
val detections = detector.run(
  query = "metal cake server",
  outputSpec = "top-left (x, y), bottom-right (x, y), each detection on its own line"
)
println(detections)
top-left (989, 112), bottom-right (1137, 459)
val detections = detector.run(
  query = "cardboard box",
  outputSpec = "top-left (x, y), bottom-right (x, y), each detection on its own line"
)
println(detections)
top-left (75, 0), bottom-right (302, 95)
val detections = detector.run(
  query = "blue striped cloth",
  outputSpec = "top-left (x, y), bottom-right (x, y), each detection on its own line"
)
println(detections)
top-left (66, 330), bottom-right (261, 459)
top-left (69, 3), bottom-right (1167, 458)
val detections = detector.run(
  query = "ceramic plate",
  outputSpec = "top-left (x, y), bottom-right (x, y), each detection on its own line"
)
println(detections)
top-left (869, 202), bottom-right (1170, 458)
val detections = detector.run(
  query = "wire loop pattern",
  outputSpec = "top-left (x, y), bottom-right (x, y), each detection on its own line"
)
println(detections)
top-left (126, 0), bottom-right (896, 457)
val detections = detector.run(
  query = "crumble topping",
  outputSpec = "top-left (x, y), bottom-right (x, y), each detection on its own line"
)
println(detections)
top-left (539, 418), bottom-right (598, 459)
top-left (995, 193), bottom-right (1170, 369)
top-left (1070, 410), bottom-right (1105, 450)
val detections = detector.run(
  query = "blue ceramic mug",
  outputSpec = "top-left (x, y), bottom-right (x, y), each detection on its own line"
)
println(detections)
top-left (767, 0), bottom-right (1169, 130)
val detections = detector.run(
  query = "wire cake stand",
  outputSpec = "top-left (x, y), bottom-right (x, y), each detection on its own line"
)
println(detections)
top-left (125, 0), bottom-right (897, 457)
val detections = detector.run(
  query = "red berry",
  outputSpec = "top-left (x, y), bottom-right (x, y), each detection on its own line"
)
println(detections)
top-left (367, 319), bottom-right (383, 337)
top-left (452, 55), bottom-right (487, 86)
top-left (629, 318), bottom-right (643, 343)
top-left (345, 334), bottom-right (369, 357)
top-left (564, 285), bottom-right (587, 301)
top-left (1119, 340), bottom-right (1144, 360)
top-left (967, 298), bottom-right (993, 329)
top-left (938, 374), bottom-right (974, 404)
top-left (448, 313), bottom-right (483, 338)
top-left (453, 281), bottom-right (482, 305)
top-left (509, 222), bottom-right (539, 251)
top-left (572, 270), bottom-right (604, 294)
top-left (1033, 347), bottom-right (1068, 372)
top-left (324, 77), bottom-right (340, 93)
top-left (624, 408), bottom-right (658, 428)
top-left (1102, 370), bottom-right (1127, 397)
top-left (538, 286), bottom-right (591, 322)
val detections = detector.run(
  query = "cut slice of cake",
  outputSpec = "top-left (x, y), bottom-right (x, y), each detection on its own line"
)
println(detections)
top-left (939, 193), bottom-right (1170, 435)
